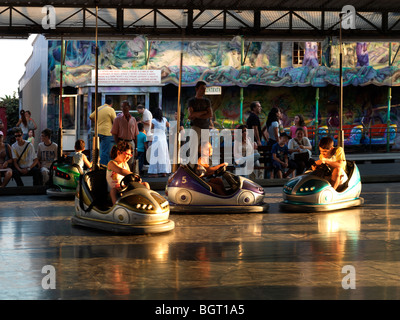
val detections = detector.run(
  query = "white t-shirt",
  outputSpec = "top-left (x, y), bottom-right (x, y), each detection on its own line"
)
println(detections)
top-left (288, 137), bottom-right (312, 160)
top-left (12, 141), bottom-right (37, 168)
top-left (234, 136), bottom-right (255, 162)
top-left (37, 142), bottom-right (58, 169)
top-left (268, 121), bottom-right (280, 141)
top-left (142, 109), bottom-right (153, 139)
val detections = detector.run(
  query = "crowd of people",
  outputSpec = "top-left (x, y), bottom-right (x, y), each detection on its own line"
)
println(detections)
top-left (244, 101), bottom-right (315, 179)
top-left (0, 99), bottom-right (174, 188)
top-left (1, 81), bottom-right (345, 191)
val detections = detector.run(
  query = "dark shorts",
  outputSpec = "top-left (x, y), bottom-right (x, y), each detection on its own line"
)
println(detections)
top-left (272, 159), bottom-right (297, 171)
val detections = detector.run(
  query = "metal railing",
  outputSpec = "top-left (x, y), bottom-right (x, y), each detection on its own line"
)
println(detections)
top-left (307, 125), bottom-right (399, 153)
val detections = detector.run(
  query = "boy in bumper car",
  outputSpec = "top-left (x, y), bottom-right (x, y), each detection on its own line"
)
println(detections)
top-left (312, 136), bottom-right (348, 190)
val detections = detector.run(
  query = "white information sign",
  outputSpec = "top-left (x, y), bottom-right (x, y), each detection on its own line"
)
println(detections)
top-left (205, 86), bottom-right (222, 95)
top-left (91, 69), bottom-right (161, 85)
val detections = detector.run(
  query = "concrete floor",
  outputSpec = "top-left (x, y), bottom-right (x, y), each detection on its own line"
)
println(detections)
top-left (0, 182), bottom-right (400, 300)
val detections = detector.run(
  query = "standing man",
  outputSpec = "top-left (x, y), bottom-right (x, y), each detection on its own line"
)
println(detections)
top-left (111, 100), bottom-right (138, 171)
top-left (90, 97), bottom-right (116, 166)
top-left (187, 81), bottom-right (212, 163)
top-left (136, 104), bottom-right (152, 135)
top-left (11, 127), bottom-right (41, 186)
top-left (37, 128), bottom-right (58, 185)
top-left (246, 101), bottom-right (267, 147)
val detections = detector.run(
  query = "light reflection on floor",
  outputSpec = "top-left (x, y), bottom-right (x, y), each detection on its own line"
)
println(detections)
top-left (0, 183), bottom-right (400, 300)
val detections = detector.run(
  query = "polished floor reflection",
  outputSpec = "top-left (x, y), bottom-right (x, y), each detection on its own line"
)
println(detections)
top-left (1, 183), bottom-right (400, 300)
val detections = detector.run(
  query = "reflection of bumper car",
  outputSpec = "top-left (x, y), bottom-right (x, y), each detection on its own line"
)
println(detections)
top-left (72, 168), bottom-right (175, 234)
top-left (46, 159), bottom-right (82, 197)
top-left (166, 165), bottom-right (269, 213)
top-left (280, 161), bottom-right (364, 212)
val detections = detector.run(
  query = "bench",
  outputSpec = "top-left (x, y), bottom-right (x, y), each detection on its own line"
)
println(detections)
top-left (255, 145), bottom-right (273, 178)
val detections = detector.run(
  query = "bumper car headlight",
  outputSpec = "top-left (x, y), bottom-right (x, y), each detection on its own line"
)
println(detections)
top-left (296, 180), bottom-right (329, 195)
top-left (135, 203), bottom-right (154, 210)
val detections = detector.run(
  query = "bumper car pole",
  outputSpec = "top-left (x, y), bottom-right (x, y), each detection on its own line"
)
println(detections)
top-left (338, 13), bottom-right (344, 149)
top-left (92, 5), bottom-right (100, 171)
top-left (58, 35), bottom-right (64, 160)
top-left (173, 15), bottom-right (184, 172)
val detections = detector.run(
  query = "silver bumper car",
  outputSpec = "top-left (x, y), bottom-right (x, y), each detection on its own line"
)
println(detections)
top-left (280, 161), bottom-right (364, 212)
top-left (73, 168), bottom-right (175, 234)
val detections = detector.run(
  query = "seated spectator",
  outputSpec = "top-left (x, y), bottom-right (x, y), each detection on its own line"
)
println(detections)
top-left (11, 127), bottom-right (41, 186)
top-left (234, 125), bottom-right (261, 168)
top-left (37, 129), bottom-right (58, 185)
top-left (71, 139), bottom-right (92, 172)
top-left (271, 133), bottom-right (296, 179)
top-left (0, 118), bottom-right (4, 135)
top-left (288, 127), bottom-right (313, 175)
top-left (0, 131), bottom-right (13, 188)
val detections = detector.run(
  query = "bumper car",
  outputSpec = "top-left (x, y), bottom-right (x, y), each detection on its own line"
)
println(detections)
top-left (280, 161), bottom-right (364, 212)
top-left (72, 168), bottom-right (175, 234)
top-left (166, 164), bottom-right (269, 213)
top-left (46, 158), bottom-right (82, 197)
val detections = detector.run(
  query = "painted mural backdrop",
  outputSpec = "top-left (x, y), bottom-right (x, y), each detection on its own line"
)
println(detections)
top-left (48, 37), bottom-right (400, 148)
top-left (48, 37), bottom-right (400, 89)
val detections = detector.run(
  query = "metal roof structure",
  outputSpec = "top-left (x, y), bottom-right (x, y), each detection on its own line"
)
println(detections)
top-left (1, 1), bottom-right (399, 40)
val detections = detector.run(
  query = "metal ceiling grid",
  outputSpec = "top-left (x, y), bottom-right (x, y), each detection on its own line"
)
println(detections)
top-left (0, 2), bottom-right (399, 39)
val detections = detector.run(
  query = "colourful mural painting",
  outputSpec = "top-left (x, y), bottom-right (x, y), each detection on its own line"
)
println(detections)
top-left (48, 37), bottom-right (400, 89)
top-left (47, 37), bottom-right (400, 149)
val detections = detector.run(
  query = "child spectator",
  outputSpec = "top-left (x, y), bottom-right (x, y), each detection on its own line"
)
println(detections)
top-left (71, 139), bottom-right (92, 171)
top-left (312, 136), bottom-right (347, 190)
top-left (37, 129), bottom-right (58, 185)
top-left (27, 129), bottom-right (35, 145)
top-left (271, 133), bottom-right (296, 179)
top-left (107, 141), bottom-right (150, 204)
top-left (136, 122), bottom-right (148, 175)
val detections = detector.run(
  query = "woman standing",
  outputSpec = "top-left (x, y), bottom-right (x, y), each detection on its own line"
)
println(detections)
top-left (16, 110), bottom-right (29, 140)
top-left (265, 107), bottom-right (282, 148)
top-left (290, 114), bottom-right (308, 138)
top-left (148, 108), bottom-right (171, 177)
top-left (25, 111), bottom-right (38, 137)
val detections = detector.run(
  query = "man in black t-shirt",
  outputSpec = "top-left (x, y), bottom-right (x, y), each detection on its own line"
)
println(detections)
top-left (187, 81), bottom-right (212, 141)
top-left (186, 81), bottom-right (213, 163)
top-left (246, 101), bottom-right (266, 147)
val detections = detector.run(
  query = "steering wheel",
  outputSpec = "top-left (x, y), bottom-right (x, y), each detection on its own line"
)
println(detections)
top-left (314, 163), bottom-right (332, 177)
top-left (213, 165), bottom-right (227, 177)
top-left (120, 173), bottom-right (141, 193)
